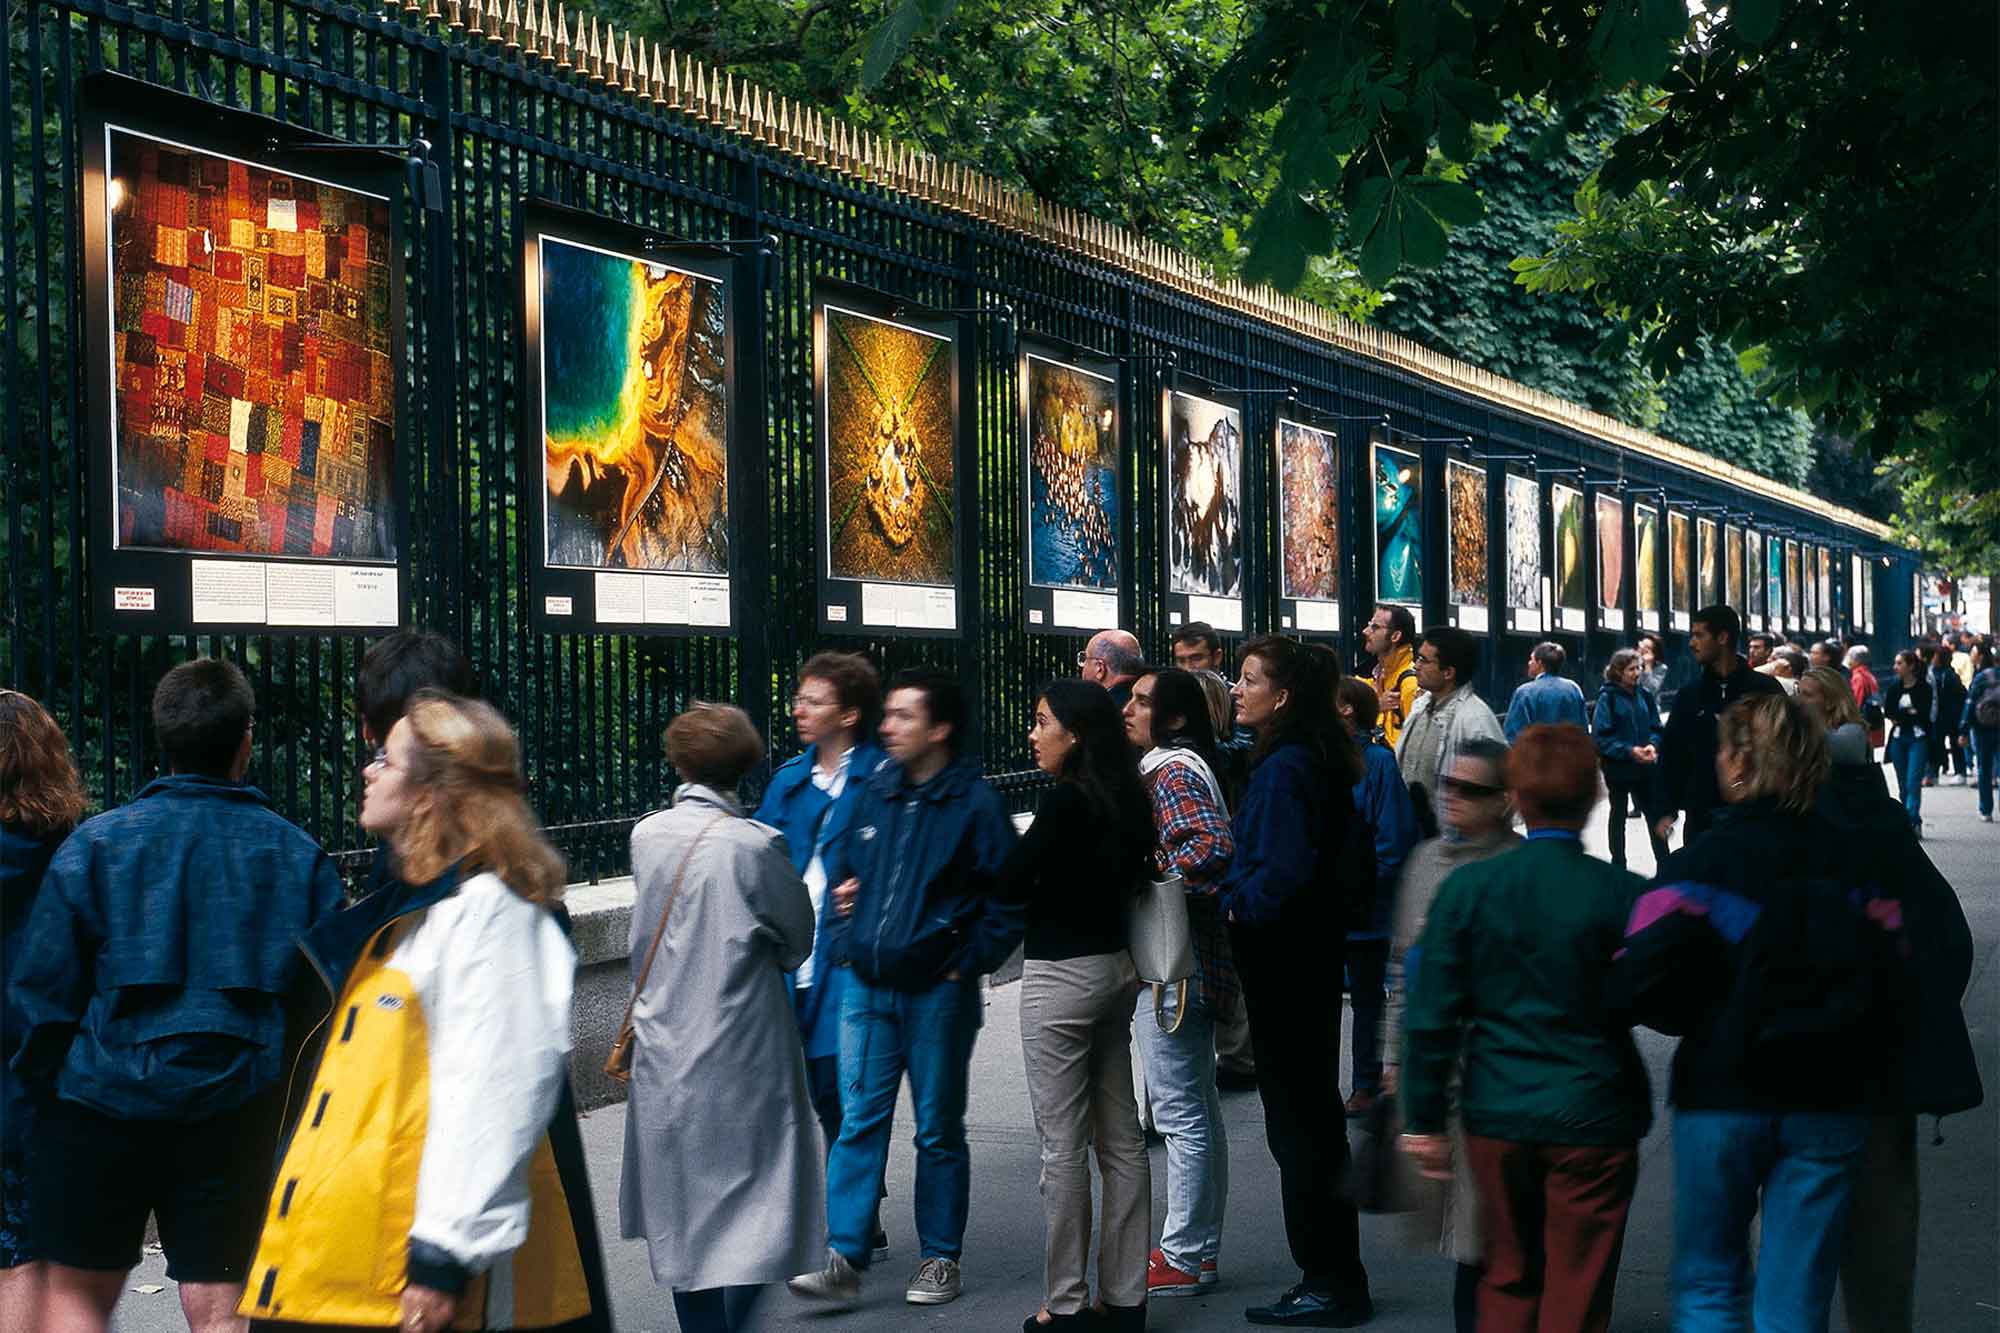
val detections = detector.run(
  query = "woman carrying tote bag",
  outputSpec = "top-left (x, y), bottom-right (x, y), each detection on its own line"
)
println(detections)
top-left (1122, 667), bottom-right (1238, 1301)
top-left (619, 704), bottom-right (823, 1333)
top-left (999, 681), bottom-right (1157, 1332)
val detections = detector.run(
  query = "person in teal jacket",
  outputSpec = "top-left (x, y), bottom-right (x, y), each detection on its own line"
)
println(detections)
top-left (753, 652), bottom-right (889, 1258)
top-left (1401, 723), bottom-right (1650, 1333)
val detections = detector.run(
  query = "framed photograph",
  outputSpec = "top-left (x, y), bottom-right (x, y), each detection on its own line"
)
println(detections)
top-left (1504, 472), bottom-right (1544, 633)
top-left (1595, 492), bottom-right (1626, 631)
top-left (813, 283), bottom-right (965, 636)
top-left (1633, 503), bottom-right (1662, 631)
top-left (1911, 572), bottom-right (1922, 636)
top-left (1786, 539), bottom-right (1803, 631)
top-left (1276, 412), bottom-right (1342, 635)
top-left (1745, 528), bottom-right (1766, 630)
top-left (1769, 532), bottom-right (1786, 630)
top-left (1551, 481), bottom-right (1586, 632)
top-left (1805, 545), bottom-right (1819, 630)
top-left (1816, 546), bottom-right (1833, 632)
top-left (1849, 553), bottom-right (1864, 632)
top-left (81, 74), bottom-right (407, 633)
top-left (1020, 338), bottom-right (1121, 635)
top-left (520, 202), bottom-right (736, 634)
top-left (1371, 434), bottom-right (1424, 616)
top-left (1164, 373), bottom-right (1246, 633)
top-left (1669, 509), bottom-right (1694, 631)
top-left (1445, 457), bottom-right (1489, 632)
top-left (1697, 516), bottom-right (1721, 608)
top-left (1720, 528), bottom-right (1736, 616)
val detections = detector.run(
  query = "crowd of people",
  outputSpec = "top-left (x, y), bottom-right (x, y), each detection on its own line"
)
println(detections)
top-left (0, 606), bottom-right (1988, 1333)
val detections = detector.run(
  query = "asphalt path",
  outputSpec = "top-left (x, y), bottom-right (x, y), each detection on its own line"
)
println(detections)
top-left (112, 773), bottom-right (1999, 1331)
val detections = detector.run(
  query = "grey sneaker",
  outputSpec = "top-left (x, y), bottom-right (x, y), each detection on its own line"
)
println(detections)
top-left (905, 1257), bottom-right (961, 1305)
top-left (787, 1249), bottom-right (862, 1308)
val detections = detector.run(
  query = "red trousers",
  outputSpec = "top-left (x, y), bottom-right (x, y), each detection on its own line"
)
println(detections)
top-left (1461, 1135), bottom-right (1638, 1333)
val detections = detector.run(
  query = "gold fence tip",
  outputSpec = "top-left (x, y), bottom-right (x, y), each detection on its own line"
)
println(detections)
top-left (501, 0), bottom-right (520, 51)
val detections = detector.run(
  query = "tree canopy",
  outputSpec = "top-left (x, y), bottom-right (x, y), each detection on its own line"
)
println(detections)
top-left (623, 0), bottom-right (1998, 562)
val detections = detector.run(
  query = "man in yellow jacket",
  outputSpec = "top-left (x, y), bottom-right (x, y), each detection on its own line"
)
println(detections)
top-left (1364, 604), bottom-right (1420, 749)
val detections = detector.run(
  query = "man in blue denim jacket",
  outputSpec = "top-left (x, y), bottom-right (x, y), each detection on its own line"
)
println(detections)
top-left (789, 667), bottom-right (1022, 1311)
top-left (8, 659), bottom-right (343, 1333)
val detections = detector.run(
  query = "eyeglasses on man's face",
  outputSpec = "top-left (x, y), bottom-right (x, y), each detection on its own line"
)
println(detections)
top-left (1441, 775), bottom-right (1504, 798)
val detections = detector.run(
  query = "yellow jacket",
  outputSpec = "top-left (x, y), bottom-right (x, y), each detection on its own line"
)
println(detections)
top-left (1372, 645), bottom-right (1419, 749)
top-left (239, 871), bottom-right (592, 1329)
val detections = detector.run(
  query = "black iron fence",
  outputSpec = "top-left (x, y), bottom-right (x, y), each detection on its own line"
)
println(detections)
top-left (1, 0), bottom-right (1914, 884)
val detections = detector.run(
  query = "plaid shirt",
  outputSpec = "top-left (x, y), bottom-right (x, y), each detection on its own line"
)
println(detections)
top-left (1147, 757), bottom-right (1239, 1014)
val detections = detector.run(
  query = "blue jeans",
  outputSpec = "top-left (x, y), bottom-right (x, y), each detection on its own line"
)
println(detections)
top-left (825, 973), bottom-right (981, 1266)
top-left (1132, 983), bottom-right (1228, 1276)
top-left (1885, 733), bottom-right (1925, 827)
top-left (1972, 725), bottom-right (1998, 817)
top-left (1671, 1110), bottom-right (1869, 1333)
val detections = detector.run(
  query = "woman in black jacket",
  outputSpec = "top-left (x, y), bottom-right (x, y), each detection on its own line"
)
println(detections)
top-left (1881, 650), bottom-right (1932, 833)
top-left (1611, 694), bottom-right (1908, 1332)
top-left (1591, 648), bottom-right (1667, 871)
top-left (1002, 679), bottom-right (1156, 1333)
top-left (1220, 637), bottom-right (1373, 1328)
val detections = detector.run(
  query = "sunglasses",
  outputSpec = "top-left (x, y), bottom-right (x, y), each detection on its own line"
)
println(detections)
top-left (1440, 776), bottom-right (1504, 798)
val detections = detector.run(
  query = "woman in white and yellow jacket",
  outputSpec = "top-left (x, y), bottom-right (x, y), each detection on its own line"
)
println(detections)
top-left (241, 693), bottom-right (604, 1333)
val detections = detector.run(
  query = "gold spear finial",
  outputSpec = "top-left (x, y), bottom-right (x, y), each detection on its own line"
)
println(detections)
top-left (502, 0), bottom-right (520, 50)
top-left (691, 60), bottom-right (710, 121)
top-left (536, 0), bottom-right (554, 61)
top-left (664, 49), bottom-right (682, 108)
top-left (463, 0), bottom-right (483, 36)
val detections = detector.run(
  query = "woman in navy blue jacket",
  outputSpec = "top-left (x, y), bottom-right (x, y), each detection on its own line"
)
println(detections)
top-left (753, 653), bottom-right (889, 1257)
top-left (1222, 638), bottom-right (1373, 1328)
top-left (1593, 648), bottom-right (1668, 871)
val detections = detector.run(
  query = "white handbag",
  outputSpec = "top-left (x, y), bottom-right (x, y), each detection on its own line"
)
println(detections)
top-left (1129, 870), bottom-right (1196, 1033)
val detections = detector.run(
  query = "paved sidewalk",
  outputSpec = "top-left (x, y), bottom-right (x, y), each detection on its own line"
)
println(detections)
top-left (111, 774), bottom-right (1999, 1331)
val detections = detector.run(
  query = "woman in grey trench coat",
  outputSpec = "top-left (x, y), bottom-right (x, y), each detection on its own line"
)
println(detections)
top-left (620, 704), bottom-right (825, 1333)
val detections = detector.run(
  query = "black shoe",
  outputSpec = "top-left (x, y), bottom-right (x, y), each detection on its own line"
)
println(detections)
top-left (1245, 1282), bottom-right (1373, 1327)
top-left (870, 1228), bottom-right (890, 1262)
top-left (1216, 1065), bottom-right (1259, 1093)
top-left (1099, 1301), bottom-right (1147, 1331)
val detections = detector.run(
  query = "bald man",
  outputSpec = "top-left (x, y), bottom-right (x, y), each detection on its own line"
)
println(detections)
top-left (1080, 629), bottom-right (1145, 709)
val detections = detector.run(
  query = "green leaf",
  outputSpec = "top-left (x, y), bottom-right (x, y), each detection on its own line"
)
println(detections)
top-left (1358, 202), bottom-right (1402, 287)
top-left (1408, 177), bottom-right (1483, 226)
top-left (1730, 0), bottom-right (1781, 47)
top-left (1398, 198), bottom-right (1448, 268)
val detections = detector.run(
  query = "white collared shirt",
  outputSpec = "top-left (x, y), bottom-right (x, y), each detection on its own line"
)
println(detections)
top-left (797, 746), bottom-right (853, 989)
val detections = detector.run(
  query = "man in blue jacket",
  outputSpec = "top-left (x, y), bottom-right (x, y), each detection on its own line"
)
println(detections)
top-left (755, 650), bottom-right (890, 1258)
top-left (789, 667), bottom-right (1022, 1311)
top-left (1503, 641), bottom-right (1589, 742)
top-left (8, 659), bottom-right (344, 1333)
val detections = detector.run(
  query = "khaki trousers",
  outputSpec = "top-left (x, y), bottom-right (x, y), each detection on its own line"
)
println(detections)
top-left (1019, 952), bottom-right (1152, 1314)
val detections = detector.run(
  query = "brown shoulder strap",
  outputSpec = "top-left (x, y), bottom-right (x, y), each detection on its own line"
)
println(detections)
top-left (618, 812), bottom-right (730, 1029)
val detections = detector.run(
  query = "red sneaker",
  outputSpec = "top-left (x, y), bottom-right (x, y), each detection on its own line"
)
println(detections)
top-left (1147, 1249), bottom-right (1202, 1297)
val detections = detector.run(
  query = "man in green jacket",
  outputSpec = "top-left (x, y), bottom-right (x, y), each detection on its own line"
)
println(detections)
top-left (1399, 723), bottom-right (1651, 1333)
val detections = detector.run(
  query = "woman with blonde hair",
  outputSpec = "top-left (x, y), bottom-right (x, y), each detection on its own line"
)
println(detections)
top-left (240, 691), bottom-right (603, 1333)
top-left (622, 703), bottom-right (823, 1333)
top-left (1613, 694), bottom-right (1910, 1333)
top-left (0, 690), bottom-right (88, 1330)
top-left (1797, 665), bottom-right (1871, 770)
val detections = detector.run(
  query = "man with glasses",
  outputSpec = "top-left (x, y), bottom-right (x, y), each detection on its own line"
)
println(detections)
top-left (1397, 627), bottom-right (1505, 839)
top-left (1079, 629), bottom-right (1146, 709)
top-left (755, 652), bottom-right (892, 1262)
top-left (10, 659), bottom-right (344, 1333)
top-left (1364, 605), bottom-right (1420, 749)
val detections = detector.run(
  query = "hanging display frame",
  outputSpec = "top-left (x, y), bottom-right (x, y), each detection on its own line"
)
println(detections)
top-left (1633, 502), bottom-right (1662, 633)
top-left (1018, 334), bottom-right (1123, 635)
top-left (812, 280), bottom-right (968, 638)
top-left (1369, 429), bottom-right (1425, 625)
top-left (1551, 481), bottom-right (1587, 633)
top-left (1697, 516), bottom-right (1721, 609)
top-left (1668, 507), bottom-right (1694, 632)
top-left (81, 72), bottom-right (410, 635)
top-left (1273, 404), bottom-right (1344, 637)
top-left (1594, 491), bottom-right (1626, 633)
top-left (1444, 454), bottom-right (1490, 634)
top-left (1503, 470), bottom-right (1544, 634)
top-left (1745, 527), bottom-right (1766, 632)
top-left (519, 200), bottom-right (742, 635)
top-left (1163, 369), bottom-right (1247, 634)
